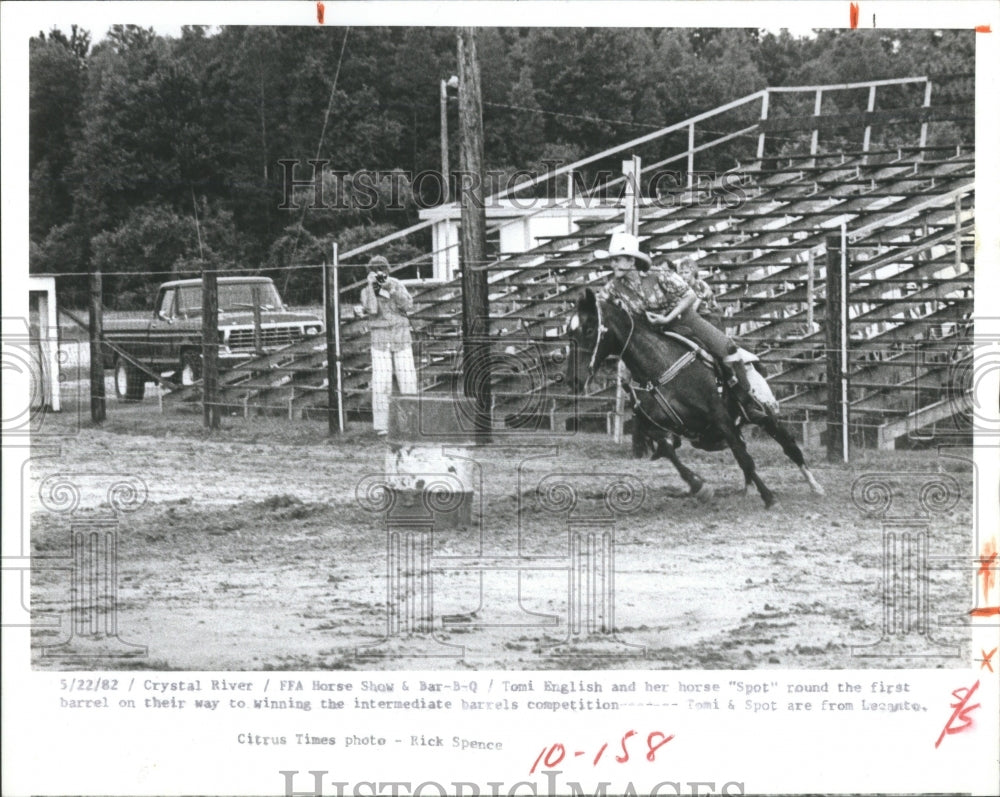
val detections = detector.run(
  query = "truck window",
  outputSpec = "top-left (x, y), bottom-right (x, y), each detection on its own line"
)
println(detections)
top-left (158, 289), bottom-right (176, 318)
top-left (176, 286), bottom-right (202, 316)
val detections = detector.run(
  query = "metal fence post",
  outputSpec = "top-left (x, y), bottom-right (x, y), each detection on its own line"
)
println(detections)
top-left (919, 80), bottom-right (933, 155)
top-left (862, 85), bottom-right (877, 160)
top-left (614, 155), bottom-right (642, 444)
top-left (202, 265), bottom-right (221, 429)
top-left (810, 89), bottom-right (823, 160)
top-left (687, 123), bottom-right (695, 188)
top-left (756, 90), bottom-right (769, 162)
top-left (326, 244), bottom-right (345, 434)
top-left (806, 250), bottom-right (816, 333)
top-left (88, 269), bottom-right (105, 424)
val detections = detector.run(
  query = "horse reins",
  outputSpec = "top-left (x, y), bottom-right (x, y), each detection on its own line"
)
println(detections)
top-left (588, 301), bottom-right (635, 375)
top-left (590, 300), bottom-right (706, 439)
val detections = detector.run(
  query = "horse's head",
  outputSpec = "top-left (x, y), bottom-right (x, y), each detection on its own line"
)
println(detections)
top-left (565, 288), bottom-right (620, 392)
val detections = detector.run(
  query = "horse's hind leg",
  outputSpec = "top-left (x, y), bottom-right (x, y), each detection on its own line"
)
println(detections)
top-left (760, 416), bottom-right (825, 496)
top-left (654, 437), bottom-right (713, 501)
top-left (716, 412), bottom-right (776, 508)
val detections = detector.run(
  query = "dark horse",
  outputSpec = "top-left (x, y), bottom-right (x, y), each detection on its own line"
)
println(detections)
top-left (566, 289), bottom-right (824, 508)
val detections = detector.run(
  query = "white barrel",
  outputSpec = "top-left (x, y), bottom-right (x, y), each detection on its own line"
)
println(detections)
top-left (385, 396), bottom-right (476, 528)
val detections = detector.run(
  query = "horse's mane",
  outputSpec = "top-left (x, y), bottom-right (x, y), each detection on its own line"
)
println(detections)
top-left (598, 298), bottom-right (686, 351)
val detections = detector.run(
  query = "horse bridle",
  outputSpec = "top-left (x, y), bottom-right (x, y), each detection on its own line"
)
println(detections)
top-left (588, 299), bottom-right (636, 376)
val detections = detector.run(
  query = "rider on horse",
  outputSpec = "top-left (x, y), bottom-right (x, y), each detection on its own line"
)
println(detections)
top-left (595, 232), bottom-right (754, 397)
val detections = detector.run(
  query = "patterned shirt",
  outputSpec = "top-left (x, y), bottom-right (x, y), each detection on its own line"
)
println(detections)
top-left (599, 267), bottom-right (694, 318)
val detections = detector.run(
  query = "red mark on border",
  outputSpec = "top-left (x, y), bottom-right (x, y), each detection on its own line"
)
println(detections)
top-left (970, 539), bottom-right (999, 616)
top-left (935, 680), bottom-right (980, 749)
top-left (975, 25), bottom-right (991, 33)
top-left (978, 541), bottom-right (997, 600)
top-left (317, 2), bottom-right (325, 25)
top-left (977, 647), bottom-right (997, 673)
top-left (849, 3), bottom-right (860, 29)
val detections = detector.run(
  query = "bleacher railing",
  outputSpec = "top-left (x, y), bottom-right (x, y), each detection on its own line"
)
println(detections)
top-left (335, 75), bottom-right (971, 288)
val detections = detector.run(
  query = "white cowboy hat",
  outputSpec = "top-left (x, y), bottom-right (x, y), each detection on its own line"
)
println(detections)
top-left (594, 232), bottom-right (651, 266)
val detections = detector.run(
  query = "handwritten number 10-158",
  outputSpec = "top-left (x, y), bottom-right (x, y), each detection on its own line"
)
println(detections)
top-left (529, 731), bottom-right (675, 774)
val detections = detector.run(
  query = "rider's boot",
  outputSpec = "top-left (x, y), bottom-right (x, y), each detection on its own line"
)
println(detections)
top-left (722, 345), bottom-right (754, 398)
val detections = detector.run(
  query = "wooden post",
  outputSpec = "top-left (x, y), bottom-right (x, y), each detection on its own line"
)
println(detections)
top-left (325, 245), bottom-right (345, 435)
top-left (824, 234), bottom-right (849, 463)
top-left (457, 27), bottom-right (491, 442)
top-left (88, 269), bottom-right (105, 424)
top-left (202, 266), bottom-right (221, 429)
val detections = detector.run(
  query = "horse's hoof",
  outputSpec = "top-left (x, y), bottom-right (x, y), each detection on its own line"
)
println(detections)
top-left (812, 485), bottom-right (826, 497)
top-left (693, 483), bottom-right (714, 502)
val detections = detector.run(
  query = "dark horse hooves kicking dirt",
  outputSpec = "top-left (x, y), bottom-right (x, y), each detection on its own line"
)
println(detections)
top-left (566, 289), bottom-right (824, 508)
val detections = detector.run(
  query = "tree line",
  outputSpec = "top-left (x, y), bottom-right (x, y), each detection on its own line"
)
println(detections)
top-left (29, 25), bottom-right (974, 308)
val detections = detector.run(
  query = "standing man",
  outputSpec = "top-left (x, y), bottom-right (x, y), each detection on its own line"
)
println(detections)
top-left (360, 255), bottom-right (417, 435)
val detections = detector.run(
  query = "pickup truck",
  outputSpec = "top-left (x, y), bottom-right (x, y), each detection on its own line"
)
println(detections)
top-left (102, 276), bottom-right (324, 400)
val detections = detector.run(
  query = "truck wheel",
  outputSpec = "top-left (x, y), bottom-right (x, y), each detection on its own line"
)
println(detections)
top-left (180, 350), bottom-right (202, 386)
top-left (114, 357), bottom-right (146, 401)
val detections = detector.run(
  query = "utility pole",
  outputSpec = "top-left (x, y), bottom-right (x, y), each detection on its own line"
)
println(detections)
top-left (457, 28), bottom-right (491, 442)
top-left (440, 75), bottom-right (459, 204)
top-left (440, 78), bottom-right (451, 204)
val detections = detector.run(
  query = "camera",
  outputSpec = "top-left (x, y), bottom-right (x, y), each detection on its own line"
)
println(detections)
top-left (375, 272), bottom-right (388, 285)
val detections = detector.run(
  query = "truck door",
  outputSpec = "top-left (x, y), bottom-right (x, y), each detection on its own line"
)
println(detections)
top-left (148, 287), bottom-right (177, 368)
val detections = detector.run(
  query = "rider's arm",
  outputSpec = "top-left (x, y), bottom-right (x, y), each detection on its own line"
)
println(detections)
top-left (647, 293), bottom-right (697, 325)
top-left (646, 268), bottom-right (697, 325)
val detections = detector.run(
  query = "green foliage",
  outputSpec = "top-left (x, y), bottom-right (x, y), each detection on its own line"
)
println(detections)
top-left (29, 31), bottom-right (88, 238)
top-left (89, 200), bottom-right (242, 309)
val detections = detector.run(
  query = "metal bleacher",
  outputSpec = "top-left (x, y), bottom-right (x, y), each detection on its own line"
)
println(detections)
top-left (166, 74), bottom-right (975, 447)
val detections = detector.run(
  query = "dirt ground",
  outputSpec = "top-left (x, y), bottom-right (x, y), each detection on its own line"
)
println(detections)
top-left (29, 384), bottom-right (974, 671)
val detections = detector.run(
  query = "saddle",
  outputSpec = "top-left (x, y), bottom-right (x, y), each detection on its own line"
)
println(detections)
top-left (628, 326), bottom-right (778, 433)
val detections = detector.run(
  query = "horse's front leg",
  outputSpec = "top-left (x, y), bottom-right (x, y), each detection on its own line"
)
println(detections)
top-left (654, 436), bottom-right (714, 501)
top-left (714, 410), bottom-right (776, 508)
